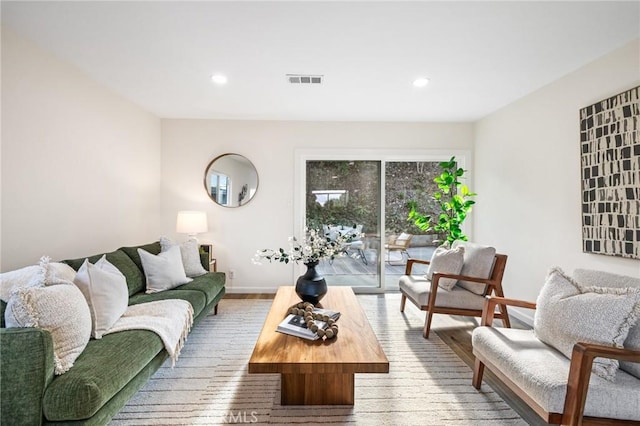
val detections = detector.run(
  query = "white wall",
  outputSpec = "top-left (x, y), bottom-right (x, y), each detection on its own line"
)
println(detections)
top-left (1, 28), bottom-right (162, 270)
top-left (160, 120), bottom-right (473, 292)
top-left (474, 39), bottom-right (640, 323)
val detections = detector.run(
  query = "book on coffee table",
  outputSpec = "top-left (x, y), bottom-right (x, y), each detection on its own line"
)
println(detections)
top-left (277, 314), bottom-right (327, 340)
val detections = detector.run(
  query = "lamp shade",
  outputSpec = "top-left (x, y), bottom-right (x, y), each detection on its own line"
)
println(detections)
top-left (176, 211), bottom-right (208, 235)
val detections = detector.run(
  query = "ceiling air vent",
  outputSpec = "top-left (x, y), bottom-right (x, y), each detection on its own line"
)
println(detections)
top-left (287, 74), bottom-right (323, 85)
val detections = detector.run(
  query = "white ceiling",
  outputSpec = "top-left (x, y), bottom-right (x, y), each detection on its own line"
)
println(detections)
top-left (2, 1), bottom-right (639, 122)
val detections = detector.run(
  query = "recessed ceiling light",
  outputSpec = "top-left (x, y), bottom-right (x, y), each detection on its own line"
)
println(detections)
top-left (210, 74), bottom-right (227, 85)
top-left (413, 77), bottom-right (430, 88)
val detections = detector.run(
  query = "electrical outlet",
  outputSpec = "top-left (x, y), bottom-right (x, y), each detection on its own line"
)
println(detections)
top-left (228, 269), bottom-right (235, 279)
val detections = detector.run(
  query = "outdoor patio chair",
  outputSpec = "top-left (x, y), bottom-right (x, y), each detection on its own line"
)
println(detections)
top-left (385, 233), bottom-right (412, 264)
top-left (324, 224), bottom-right (367, 264)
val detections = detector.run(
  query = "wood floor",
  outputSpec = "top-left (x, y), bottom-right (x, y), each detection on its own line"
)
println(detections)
top-left (225, 292), bottom-right (546, 425)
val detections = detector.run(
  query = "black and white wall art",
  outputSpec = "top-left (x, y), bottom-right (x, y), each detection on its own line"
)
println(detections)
top-left (580, 86), bottom-right (639, 259)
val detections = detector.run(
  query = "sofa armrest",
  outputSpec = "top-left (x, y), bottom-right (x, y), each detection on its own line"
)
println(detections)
top-left (480, 296), bottom-right (536, 326)
top-left (1, 327), bottom-right (55, 425)
top-left (563, 343), bottom-right (640, 426)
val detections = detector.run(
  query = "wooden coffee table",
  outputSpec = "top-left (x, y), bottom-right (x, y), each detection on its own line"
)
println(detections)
top-left (248, 286), bottom-right (389, 405)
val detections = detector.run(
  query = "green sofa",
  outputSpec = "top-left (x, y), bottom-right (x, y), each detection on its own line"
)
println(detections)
top-left (0, 241), bottom-right (226, 425)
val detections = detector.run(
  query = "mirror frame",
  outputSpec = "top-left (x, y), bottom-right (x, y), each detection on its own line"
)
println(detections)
top-left (203, 153), bottom-right (259, 208)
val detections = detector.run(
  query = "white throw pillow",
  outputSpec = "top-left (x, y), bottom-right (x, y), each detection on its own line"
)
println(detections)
top-left (426, 245), bottom-right (465, 291)
top-left (73, 256), bottom-right (129, 339)
top-left (573, 268), bottom-right (640, 379)
top-left (160, 236), bottom-right (208, 277)
top-left (452, 241), bottom-right (496, 295)
top-left (4, 283), bottom-right (91, 375)
top-left (0, 258), bottom-right (77, 302)
top-left (138, 246), bottom-right (192, 293)
top-left (44, 261), bottom-right (78, 285)
top-left (534, 267), bottom-right (640, 381)
top-left (0, 265), bottom-right (40, 302)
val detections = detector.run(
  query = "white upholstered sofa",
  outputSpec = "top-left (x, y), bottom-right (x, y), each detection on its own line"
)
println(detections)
top-left (472, 268), bottom-right (640, 425)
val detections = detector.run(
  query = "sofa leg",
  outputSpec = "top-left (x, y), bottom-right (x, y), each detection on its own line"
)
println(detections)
top-left (472, 358), bottom-right (484, 389)
top-left (423, 312), bottom-right (433, 339)
top-left (400, 294), bottom-right (407, 312)
top-left (213, 304), bottom-right (218, 315)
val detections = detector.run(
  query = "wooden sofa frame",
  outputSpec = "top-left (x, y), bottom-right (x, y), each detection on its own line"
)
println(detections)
top-left (399, 253), bottom-right (511, 338)
top-left (472, 296), bottom-right (640, 426)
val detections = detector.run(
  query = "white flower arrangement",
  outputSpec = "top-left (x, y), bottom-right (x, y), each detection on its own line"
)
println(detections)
top-left (253, 227), bottom-right (362, 265)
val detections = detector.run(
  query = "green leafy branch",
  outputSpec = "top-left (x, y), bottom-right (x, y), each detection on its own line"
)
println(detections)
top-left (407, 156), bottom-right (476, 244)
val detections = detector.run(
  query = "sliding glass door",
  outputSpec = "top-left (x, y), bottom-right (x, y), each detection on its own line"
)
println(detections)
top-left (383, 161), bottom-right (440, 290)
top-left (306, 160), bottom-right (382, 288)
top-left (296, 150), bottom-right (470, 292)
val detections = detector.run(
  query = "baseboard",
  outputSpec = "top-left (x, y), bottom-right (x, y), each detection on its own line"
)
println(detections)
top-left (509, 306), bottom-right (534, 327)
top-left (225, 286), bottom-right (279, 294)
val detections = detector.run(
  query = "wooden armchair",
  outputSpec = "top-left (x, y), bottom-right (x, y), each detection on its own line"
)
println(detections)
top-left (399, 251), bottom-right (510, 338)
top-left (473, 296), bottom-right (640, 425)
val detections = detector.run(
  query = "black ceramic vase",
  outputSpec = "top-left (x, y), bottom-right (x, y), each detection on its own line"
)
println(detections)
top-left (295, 261), bottom-right (327, 305)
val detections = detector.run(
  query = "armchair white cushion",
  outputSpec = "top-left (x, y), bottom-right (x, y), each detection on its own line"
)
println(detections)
top-left (473, 327), bottom-right (640, 420)
top-left (426, 245), bottom-right (465, 290)
top-left (573, 269), bottom-right (640, 380)
top-left (399, 275), bottom-right (486, 310)
top-left (533, 267), bottom-right (640, 380)
top-left (452, 241), bottom-right (496, 295)
top-left (472, 267), bottom-right (640, 423)
top-left (399, 247), bottom-right (509, 339)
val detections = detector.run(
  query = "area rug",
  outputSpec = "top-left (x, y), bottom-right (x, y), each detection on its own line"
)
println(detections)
top-left (111, 294), bottom-right (525, 425)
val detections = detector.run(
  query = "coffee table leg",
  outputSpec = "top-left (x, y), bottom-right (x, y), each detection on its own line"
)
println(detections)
top-left (281, 373), bottom-right (354, 405)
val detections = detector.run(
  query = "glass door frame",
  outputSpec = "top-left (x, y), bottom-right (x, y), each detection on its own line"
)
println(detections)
top-left (294, 148), bottom-right (472, 294)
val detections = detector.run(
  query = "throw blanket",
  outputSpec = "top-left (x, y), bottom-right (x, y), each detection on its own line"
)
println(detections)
top-left (105, 299), bottom-right (194, 366)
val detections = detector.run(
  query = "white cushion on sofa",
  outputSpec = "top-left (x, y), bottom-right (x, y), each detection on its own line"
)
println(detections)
top-left (0, 259), bottom-right (77, 302)
top-left (426, 245), bottom-right (465, 291)
top-left (73, 256), bottom-right (129, 339)
top-left (0, 265), bottom-right (40, 302)
top-left (138, 246), bottom-right (192, 293)
top-left (160, 236), bottom-right (207, 278)
top-left (534, 267), bottom-right (640, 380)
top-left (4, 283), bottom-right (91, 375)
top-left (451, 241), bottom-right (495, 294)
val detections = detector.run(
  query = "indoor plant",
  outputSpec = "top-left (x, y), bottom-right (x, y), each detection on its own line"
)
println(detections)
top-left (407, 156), bottom-right (476, 244)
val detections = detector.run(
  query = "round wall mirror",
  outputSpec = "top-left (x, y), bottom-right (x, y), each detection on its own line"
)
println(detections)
top-left (204, 154), bottom-right (258, 207)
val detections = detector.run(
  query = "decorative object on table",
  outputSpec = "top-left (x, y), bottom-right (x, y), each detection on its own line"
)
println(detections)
top-left (176, 211), bottom-right (208, 242)
top-left (407, 156), bottom-right (476, 244)
top-left (311, 306), bottom-right (341, 321)
top-left (580, 85), bottom-right (639, 259)
top-left (253, 227), bottom-right (362, 303)
top-left (277, 302), bottom-right (340, 340)
top-left (295, 261), bottom-right (327, 304)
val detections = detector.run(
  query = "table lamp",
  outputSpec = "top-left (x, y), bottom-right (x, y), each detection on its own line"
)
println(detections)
top-left (176, 211), bottom-right (208, 241)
